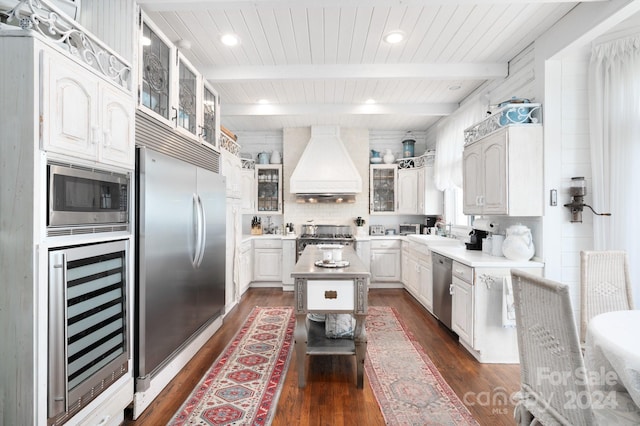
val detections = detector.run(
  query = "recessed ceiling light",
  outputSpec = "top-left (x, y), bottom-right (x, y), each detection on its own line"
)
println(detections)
top-left (365, 98), bottom-right (376, 104)
top-left (257, 99), bottom-right (269, 104)
top-left (448, 84), bottom-right (462, 91)
top-left (221, 33), bottom-right (240, 46)
top-left (383, 30), bottom-right (405, 44)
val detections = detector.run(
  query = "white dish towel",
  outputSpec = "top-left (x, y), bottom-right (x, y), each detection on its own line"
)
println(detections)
top-left (502, 276), bottom-right (517, 328)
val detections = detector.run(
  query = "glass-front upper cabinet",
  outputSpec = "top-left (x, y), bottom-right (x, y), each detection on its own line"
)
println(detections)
top-left (141, 21), bottom-right (171, 120)
top-left (177, 56), bottom-right (198, 136)
top-left (256, 165), bottom-right (282, 214)
top-left (201, 83), bottom-right (219, 148)
top-left (139, 13), bottom-right (219, 149)
top-left (370, 164), bottom-right (397, 214)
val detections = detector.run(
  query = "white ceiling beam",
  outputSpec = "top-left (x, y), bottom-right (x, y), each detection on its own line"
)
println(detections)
top-left (222, 103), bottom-right (458, 116)
top-left (204, 63), bottom-right (507, 82)
top-left (138, 0), bottom-right (607, 12)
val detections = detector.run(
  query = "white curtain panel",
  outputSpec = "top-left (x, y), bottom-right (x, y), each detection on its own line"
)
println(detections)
top-left (588, 35), bottom-right (640, 303)
top-left (434, 98), bottom-right (484, 191)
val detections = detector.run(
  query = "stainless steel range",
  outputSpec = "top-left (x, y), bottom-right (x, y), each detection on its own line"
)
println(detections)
top-left (296, 224), bottom-right (354, 260)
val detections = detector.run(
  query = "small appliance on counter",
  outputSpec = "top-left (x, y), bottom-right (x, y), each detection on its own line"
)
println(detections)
top-left (466, 229), bottom-right (488, 250)
top-left (466, 218), bottom-right (497, 250)
top-left (421, 216), bottom-right (438, 234)
top-left (399, 224), bottom-right (421, 235)
top-left (370, 225), bottom-right (385, 235)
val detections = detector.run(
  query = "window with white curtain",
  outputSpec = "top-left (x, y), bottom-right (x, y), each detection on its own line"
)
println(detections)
top-left (434, 98), bottom-right (484, 226)
top-left (588, 34), bottom-right (640, 302)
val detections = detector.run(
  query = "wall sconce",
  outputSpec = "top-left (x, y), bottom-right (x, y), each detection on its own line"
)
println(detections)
top-left (564, 177), bottom-right (611, 222)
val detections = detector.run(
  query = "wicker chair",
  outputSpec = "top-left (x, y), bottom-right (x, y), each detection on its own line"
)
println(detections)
top-left (511, 270), bottom-right (640, 425)
top-left (580, 250), bottom-right (634, 344)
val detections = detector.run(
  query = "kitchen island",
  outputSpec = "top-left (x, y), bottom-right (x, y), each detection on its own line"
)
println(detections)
top-left (292, 245), bottom-right (369, 388)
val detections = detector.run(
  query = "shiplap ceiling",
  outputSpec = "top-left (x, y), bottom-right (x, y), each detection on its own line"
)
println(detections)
top-left (136, 0), bottom-right (595, 132)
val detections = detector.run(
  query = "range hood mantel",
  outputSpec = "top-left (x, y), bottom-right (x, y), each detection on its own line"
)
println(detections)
top-left (289, 126), bottom-right (362, 199)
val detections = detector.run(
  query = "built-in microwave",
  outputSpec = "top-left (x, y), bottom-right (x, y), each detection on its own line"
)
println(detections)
top-left (48, 162), bottom-right (129, 230)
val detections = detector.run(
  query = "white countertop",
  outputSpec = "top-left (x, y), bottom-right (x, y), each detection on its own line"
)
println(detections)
top-left (429, 244), bottom-right (544, 268)
top-left (405, 234), bottom-right (544, 268)
top-left (241, 232), bottom-right (543, 268)
top-left (242, 233), bottom-right (297, 241)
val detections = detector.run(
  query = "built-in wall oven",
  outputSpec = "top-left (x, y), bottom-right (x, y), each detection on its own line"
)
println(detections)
top-left (47, 161), bottom-right (130, 235)
top-left (47, 239), bottom-right (130, 426)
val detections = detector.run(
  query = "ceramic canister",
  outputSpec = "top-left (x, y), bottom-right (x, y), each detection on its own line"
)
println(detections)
top-left (491, 235), bottom-right (504, 257)
top-left (482, 237), bottom-right (492, 254)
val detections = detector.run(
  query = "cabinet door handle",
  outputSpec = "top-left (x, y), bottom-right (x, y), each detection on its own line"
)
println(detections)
top-left (103, 129), bottom-right (111, 147)
top-left (449, 284), bottom-right (454, 295)
top-left (91, 126), bottom-right (101, 146)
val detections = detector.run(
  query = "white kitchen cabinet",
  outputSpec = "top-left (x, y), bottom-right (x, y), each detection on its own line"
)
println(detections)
top-left (241, 167), bottom-right (256, 214)
top-left (401, 241), bottom-right (411, 286)
top-left (239, 240), bottom-right (253, 295)
top-left (281, 239), bottom-right (296, 290)
top-left (175, 54), bottom-right (199, 138)
top-left (462, 126), bottom-right (543, 216)
top-left (451, 275), bottom-right (474, 347)
top-left (1, 29), bottom-right (135, 426)
top-left (451, 261), bottom-right (474, 349)
top-left (220, 149), bottom-right (242, 199)
top-left (201, 83), bottom-right (220, 149)
top-left (397, 168), bottom-right (419, 214)
top-left (139, 16), bottom-right (219, 149)
top-left (402, 244), bottom-right (418, 294)
top-left (417, 252), bottom-right (433, 312)
top-left (395, 162), bottom-right (443, 215)
top-left (370, 239), bottom-right (401, 282)
top-left (253, 239), bottom-right (283, 282)
top-left (370, 164), bottom-right (397, 214)
top-left (256, 165), bottom-right (283, 214)
top-left (225, 199), bottom-right (242, 310)
top-left (446, 259), bottom-right (543, 363)
top-left (44, 51), bottom-right (135, 168)
top-left (402, 242), bottom-right (433, 313)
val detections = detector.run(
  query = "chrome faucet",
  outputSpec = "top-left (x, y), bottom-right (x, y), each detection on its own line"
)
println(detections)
top-left (434, 220), bottom-right (453, 237)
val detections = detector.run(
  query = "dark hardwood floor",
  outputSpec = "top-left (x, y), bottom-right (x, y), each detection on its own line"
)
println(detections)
top-left (124, 288), bottom-right (520, 425)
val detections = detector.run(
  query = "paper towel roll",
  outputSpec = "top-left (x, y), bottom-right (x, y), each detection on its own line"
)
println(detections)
top-left (472, 218), bottom-right (497, 232)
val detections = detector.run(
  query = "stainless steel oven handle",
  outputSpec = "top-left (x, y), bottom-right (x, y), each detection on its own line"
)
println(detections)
top-left (48, 251), bottom-right (68, 417)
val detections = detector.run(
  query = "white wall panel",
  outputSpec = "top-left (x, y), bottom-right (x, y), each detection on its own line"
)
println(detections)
top-left (80, 0), bottom-right (136, 64)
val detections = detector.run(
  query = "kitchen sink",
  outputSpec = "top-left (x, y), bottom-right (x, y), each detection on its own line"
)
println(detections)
top-left (406, 234), bottom-right (463, 246)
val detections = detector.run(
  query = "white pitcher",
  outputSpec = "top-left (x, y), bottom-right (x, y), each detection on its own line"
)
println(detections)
top-left (270, 150), bottom-right (281, 164)
top-left (502, 224), bottom-right (535, 261)
top-left (383, 149), bottom-right (395, 164)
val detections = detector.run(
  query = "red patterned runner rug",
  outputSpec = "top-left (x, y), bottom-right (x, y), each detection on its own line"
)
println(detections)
top-left (168, 306), bottom-right (294, 426)
top-left (365, 306), bottom-right (479, 425)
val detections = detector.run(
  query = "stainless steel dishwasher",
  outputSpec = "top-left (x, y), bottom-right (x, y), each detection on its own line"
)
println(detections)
top-left (432, 252), bottom-right (453, 330)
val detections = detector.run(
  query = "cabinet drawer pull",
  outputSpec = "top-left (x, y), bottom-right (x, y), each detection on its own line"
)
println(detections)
top-left (324, 290), bottom-right (338, 299)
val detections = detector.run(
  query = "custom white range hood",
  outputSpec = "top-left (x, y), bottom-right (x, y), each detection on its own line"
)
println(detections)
top-left (289, 126), bottom-right (362, 203)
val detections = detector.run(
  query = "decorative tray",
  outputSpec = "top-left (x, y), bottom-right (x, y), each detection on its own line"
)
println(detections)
top-left (314, 260), bottom-right (350, 268)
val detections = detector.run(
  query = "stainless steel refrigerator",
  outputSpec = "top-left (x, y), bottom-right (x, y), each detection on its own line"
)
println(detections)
top-left (135, 146), bottom-right (226, 389)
